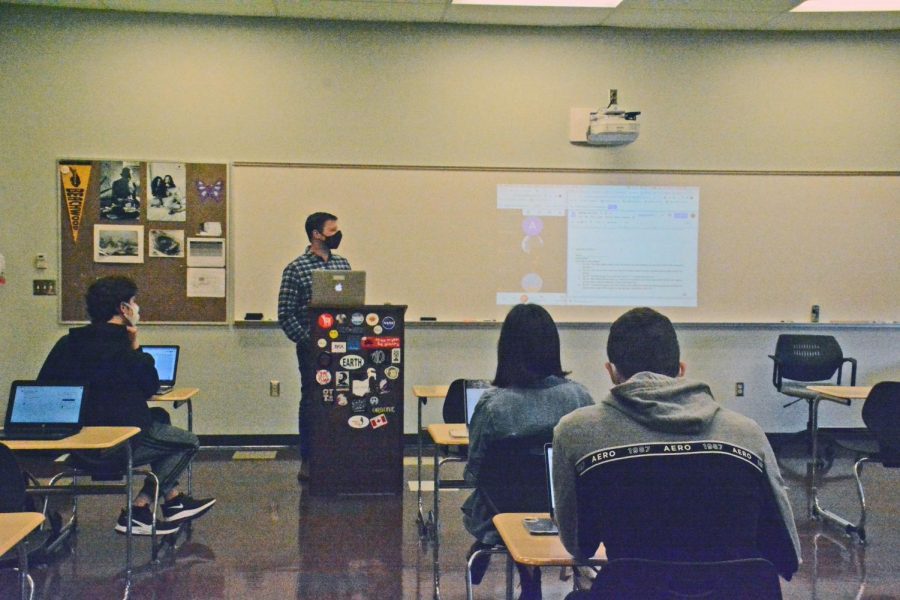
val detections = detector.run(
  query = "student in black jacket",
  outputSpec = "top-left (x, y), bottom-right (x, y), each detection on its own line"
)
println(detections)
top-left (39, 276), bottom-right (215, 535)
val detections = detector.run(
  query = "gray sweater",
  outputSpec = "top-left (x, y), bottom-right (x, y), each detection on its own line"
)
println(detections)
top-left (462, 376), bottom-right (594, 543)
top-left (553, 372), bottom-right (801, 577)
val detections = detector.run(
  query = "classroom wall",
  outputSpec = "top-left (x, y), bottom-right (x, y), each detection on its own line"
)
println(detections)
top-left (1, 5), bottom-right (898, 436)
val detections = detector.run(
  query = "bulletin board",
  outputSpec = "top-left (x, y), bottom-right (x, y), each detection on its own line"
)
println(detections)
top-left (58, 159), bottom-right (228, 323)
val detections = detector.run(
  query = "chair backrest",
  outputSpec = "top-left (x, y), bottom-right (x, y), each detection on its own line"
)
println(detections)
top-left (478, 431), bottom-right (554, 515)
top-left (862, 381), bottom-right (900, 466)
top-left (592, 557), bottom-right (782, 600)
top-left (572, 442), bottom-right (796, 569)
top-left (773, 335), bottom-right (844, 383)
top-left (442, 378), bottom-right (467, 424)
top-left (0, 444), bottom-right (26, 513)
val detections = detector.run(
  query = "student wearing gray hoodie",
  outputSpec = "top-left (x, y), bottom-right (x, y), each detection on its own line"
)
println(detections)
top-left (552, 308), bottom-right (801, 585)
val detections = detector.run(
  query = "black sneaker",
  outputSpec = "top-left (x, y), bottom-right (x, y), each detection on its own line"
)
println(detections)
top-left (114, 505), bottom-right (180, 536)
top-left (161, 494), bottom-right (216, 523)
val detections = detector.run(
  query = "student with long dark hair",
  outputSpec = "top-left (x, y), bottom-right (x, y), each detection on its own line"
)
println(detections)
top-left (463, 303), bottom-right (593, 599)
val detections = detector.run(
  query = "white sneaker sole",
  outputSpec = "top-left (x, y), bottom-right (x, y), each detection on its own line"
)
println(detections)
top-left (162, 498), bottom-right (216, 523)
top-left (114, 521), bottom-right (180, 536)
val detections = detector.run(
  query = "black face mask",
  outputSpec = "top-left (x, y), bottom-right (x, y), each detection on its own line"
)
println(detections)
top-left (323, 230), bottom-right (342, 250)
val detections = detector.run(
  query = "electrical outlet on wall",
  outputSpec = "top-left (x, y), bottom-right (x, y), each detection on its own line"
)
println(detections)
top-left (269, 380), bottom-right (280, 397)
top-left (735, 382), bottom-right (745, 397)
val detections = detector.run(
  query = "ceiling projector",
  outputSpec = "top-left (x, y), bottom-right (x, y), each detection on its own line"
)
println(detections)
top-left (587, 106), bottom-right (641, 146)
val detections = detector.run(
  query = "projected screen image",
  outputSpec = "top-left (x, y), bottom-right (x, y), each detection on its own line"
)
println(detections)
top-left (497, 184), bottom-right (699, 307)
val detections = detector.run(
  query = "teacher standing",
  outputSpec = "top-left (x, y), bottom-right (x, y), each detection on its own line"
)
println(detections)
top-left (278, 212), bottom-right (351, 482)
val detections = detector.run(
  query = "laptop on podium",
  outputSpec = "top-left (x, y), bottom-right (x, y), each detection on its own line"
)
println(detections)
top-left (309, 270), bottom-right (366, 308)
top-left (0, 381), bottom-right (86, 440)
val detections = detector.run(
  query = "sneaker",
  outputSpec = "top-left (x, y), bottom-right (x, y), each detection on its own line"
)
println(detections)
top-left (161, 494), bottom-right (216, 523)
top-left (115, 505), bottom-right (180, 536)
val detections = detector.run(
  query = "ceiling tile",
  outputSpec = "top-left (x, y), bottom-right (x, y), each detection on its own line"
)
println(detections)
top-left (4, 0), bottom-right (107, 9)
top-left (443, 5), bottom-right (611, 26)
top-left (275, 0), bottom-right (446, 22)
top-left (604, 8), bottom-right (776, 29)
top-left (617, 0), bottom-right (802, 12)
top-left (100, 0), bottom-right (279, 17)
top-left (765, 10), bottom-right (900, 29)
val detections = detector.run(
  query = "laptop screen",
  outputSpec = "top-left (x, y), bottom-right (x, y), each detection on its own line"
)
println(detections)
top-left (10, 384), bottom-right (84, 425)
top-left (464, 380), bottom-right (491, 426)
top-left (545, 444), bottom-right (556, 519)
top-left (142, 345), bottom-right (179, 384)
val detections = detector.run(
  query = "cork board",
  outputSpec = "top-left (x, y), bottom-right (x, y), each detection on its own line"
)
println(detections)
top-left (58, 159), bottom-right (228, 323)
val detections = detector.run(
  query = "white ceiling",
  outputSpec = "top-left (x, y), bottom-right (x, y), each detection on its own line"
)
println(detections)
top-left (3, 0), bottom-right (900, 30)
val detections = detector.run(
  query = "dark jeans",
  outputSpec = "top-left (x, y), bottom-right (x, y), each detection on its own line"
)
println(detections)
top-left (132, 415), bottom-right (198, 498)
top-left (295, 343), bottom-right (315, 461)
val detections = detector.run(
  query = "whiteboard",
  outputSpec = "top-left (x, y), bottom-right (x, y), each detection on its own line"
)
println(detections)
top-left (232, 164), bottom-right (899, 324)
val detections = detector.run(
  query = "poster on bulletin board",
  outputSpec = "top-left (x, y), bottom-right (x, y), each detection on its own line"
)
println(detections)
top-left (58, 159), bottom-right (228, 323)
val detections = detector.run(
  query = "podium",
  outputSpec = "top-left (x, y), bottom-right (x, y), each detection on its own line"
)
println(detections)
top-left (307, 305), bottom-right (407, 496)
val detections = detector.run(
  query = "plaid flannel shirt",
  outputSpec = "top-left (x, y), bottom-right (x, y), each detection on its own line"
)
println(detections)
top-left (278, 247), bottom-right (351, 344)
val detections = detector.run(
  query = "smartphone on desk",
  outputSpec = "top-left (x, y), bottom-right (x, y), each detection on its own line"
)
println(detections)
top-left (522, 517), bottom-right (559, 536)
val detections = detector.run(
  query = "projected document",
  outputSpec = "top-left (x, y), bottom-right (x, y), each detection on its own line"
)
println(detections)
top-left (497, 184), bottom-right (698, 307)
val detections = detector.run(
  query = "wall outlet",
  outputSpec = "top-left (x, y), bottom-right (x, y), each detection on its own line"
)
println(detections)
top-left (735, 382), bottom-right (745, 397)
top-left (269, 380), bottom-right (280, 397)
top-left (33, 279), bottom-right (57, 295)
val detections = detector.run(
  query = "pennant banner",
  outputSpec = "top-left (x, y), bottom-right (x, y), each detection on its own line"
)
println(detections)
top-left (60, 163), bottom-right (91, 243)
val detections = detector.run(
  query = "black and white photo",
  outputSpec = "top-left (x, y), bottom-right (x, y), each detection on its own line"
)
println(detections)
top-left (98, 161), bottom-right (141, 221)
top-left (93, 224), bottom-right (144, 263)
top-left (149, 229), bottom-right (185, 257)
top-left (148, 162), bottom-right (186, 222)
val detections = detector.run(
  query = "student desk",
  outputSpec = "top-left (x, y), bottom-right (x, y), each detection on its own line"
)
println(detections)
top-left (151, 387), bottom-right (199, 493)
top-left (806, 385), bottom-right (872, 540)
top-left (412, 384), bottom-right (450, 538)
top-left (0, 512), bottom-right (44, 600)
top-left (1, 427), bottom-right (142, 578)
top-left (426, 422), bottom-right (470, 600)
top-left (474, 513), bottom-right (607, 600)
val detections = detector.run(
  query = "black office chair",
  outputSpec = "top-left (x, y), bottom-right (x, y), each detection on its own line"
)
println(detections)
top-left (466, 431), bottom-right (553, 599)
top-left (818, 381), bottom-right (900, 543)
top-left (769, 335), bottom-right (857, 455)
top-left (442, 378), bottom-right (467, 425)
top-left (573, 557), bottom-right (782, 600)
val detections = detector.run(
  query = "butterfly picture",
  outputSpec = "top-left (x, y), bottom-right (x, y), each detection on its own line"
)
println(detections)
top-left (195, 179), bottom-right (224, 201)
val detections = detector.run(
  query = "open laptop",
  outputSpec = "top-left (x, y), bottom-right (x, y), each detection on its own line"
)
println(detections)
top-left (449, 379), bottom-right (491, 437)
top-left (309, 270), bottom-right (366, 308)
top-left (142, 345), bottom-right (179, 394)
top-left (0, 381), bottom-right (86, 440)
top-left (522, 443), bottom-right (559, 535)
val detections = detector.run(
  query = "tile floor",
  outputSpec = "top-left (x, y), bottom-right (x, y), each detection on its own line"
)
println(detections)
top-left (1, 439), bottom-right (898, 599)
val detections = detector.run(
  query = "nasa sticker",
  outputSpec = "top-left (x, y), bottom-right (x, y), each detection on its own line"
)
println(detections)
top-left (370, 414), bottom-right (388, 429)
top-left (335, 371), bottom-right (350, 390)
top-left (351, 313), bottom-right (365, 326)
top-left (370, 350), bottom-right (386, 365)
top-left (337, 393), bottom-right (349, 406)
top-left (384, 366), bottom-right (400, 380)
top-left (373, 325), bottom-right (383, 335)
top-left (339, 354), bottom-right (365, 370)
top-left (391, 348), bottom-right (401, 364)
top-left (331, 341), bottom-right (347, 353)
top-left (381, 316), bottom-right (396, 330)
top-left (322, 389), bottom-right (334, 403)
top-left (317, 338), bottom-right (327, 349)
top-left (328, 330), bottom-right (339, 340)
top-left (348, 415), bottom-right (369, 429)
top-left (317, 313), bottom-right (334, 329)
top-left (315, 369), bottom-right (332, 385)
top-left (365, 313), bottom-right (379, 327)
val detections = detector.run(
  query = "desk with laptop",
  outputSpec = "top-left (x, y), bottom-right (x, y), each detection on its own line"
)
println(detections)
top-left (0, 381), bottom-right (145, 581)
